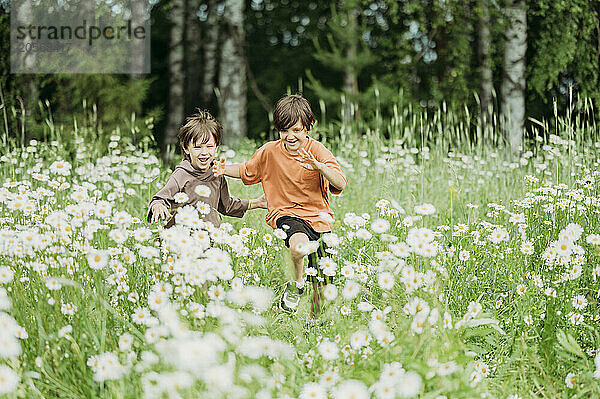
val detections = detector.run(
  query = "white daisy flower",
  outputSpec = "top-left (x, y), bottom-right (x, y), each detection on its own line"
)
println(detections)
top-left (273, 228), bottom-right (287, 240)
top-left (554, 239), bottom-right (573, 257)
top-left (572, 294), bottom-right (587, 310)
top-left (322, 232), bottom-right (340, 247)
top-left (355, 228), bottom-right (372, 240)
top-left (377, 272), bottom-right (395, 290)
top-left (475, 361), bottom-right (490, 377)
top-left (58, 325), bottom-right (72, 338)
top-left (396, 371), bottom-right (423, 397)
top-left (0, 365), bottom-right (20, 394)
top-left (389, 242), bottom-right (410, 258)
top-left (0, 267), bottom-right (14, 284)
top-left (194, 184), bottom-right (211, 197)
top-left (414, 203), bottom-right (436, 215)
top-left (489, 227), bottom-right (509, 244)
top-left (467, 301), bottom-right (482, 317)
top-left (438, 361), bottom-right (459, 376)
top-left (173, 192), bottom-right (189, 204)
top-left (323, 284), bottom-right (338, 301)
top-left (319, 212), bottom-right (334, 223)
top-left (195, 201), bottom-right (211, 215)
top-left (586, 234), bottom-right (600, 245)
top-left (87, 250), bottom-right (108, 271)
top-left (371, 218), bottom-right (390, 234)
top-left (341, 280), bottom-right (360, 300)
top-left (45, 277), bottom-right (62, 291)
top-left (458, 250), bottom-right (470, 261)
top-left (565, 372), bottom-right (576, 388)
top-left (332, 379), bottom-right (369, 399)
top-left (61, 303), bottom-right (77, 315)
top-left (521, 241), bottom-right (534, 255)
top-left (299, 382), bottom-right (327, 399)
top-left (49, 160), bottom-right (72, 176)
top-left (318, 339), bottom-right (339, 360)
top-left (133, 227), bottom-right (152, 242)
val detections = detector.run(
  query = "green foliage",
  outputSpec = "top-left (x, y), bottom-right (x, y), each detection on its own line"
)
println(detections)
top-left (527, 0), bottom-right (600, 119)
top-left (2, 0), bottom-right (600, 149)
top-left (46, 75), bottom-right (154, 129)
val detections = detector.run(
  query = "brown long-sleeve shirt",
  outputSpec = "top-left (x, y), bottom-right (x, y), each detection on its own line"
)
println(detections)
top-left (238, 137), bottom-right (346, 232)
top-left (147, 159), bottom-right (249, 228)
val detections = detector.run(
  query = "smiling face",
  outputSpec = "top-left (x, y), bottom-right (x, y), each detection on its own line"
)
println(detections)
top-left (279, 119), bottom-right (309, 154)
top-left (184, 134), bottom-right (218, 171)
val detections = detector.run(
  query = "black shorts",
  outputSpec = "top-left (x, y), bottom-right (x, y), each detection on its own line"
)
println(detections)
top-left (276, 216), bottom-right (333, 285)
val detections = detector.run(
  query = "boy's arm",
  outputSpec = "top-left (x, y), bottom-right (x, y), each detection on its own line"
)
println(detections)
top-left (217, 176), bottom-right (250, 217)
top-left (213, 158), bottom-right (241, 178)
top-left (147, 173), bottom-right (181, 223)
top-left (223, 164), bottom-right (241, 178)
top-left (299, 148), bottom-right (347, 192)
top-left (215, 144), bottom-right (267, 185)
top-left (316, 162), bottom-right (346, 191)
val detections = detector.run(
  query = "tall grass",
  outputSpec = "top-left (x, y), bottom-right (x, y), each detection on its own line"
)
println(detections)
top-left (0, 94), bottom-right (599, 398)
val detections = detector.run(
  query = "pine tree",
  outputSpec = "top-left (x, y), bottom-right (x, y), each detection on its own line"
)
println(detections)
top-left (307, 0), bottom-right (377, 125)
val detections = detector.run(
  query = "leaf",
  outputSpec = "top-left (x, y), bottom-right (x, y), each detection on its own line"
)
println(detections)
top-left (527, 116), bottom-right (545, 128)
top-left (390, 199), bottom-right (406, 214)
top-left (464, 317), bottom-right (506, 335)
top-left (556, 330), bottom-right (585, 359)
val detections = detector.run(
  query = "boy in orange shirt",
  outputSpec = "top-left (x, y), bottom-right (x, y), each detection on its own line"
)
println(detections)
top-left (214, 94), bottom-right (346, 319)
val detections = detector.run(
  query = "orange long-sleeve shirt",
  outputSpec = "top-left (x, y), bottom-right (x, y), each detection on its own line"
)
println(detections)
top-left (238, 137), bottom-right (346, 232)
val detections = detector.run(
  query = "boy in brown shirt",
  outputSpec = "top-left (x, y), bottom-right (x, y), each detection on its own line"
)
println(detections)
top-left (147, 109), bottom-right (266, 228)
top-left (214, 94), bottom-right (347, 319)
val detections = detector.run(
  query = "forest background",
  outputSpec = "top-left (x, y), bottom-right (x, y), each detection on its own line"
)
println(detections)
top-left (0, 0), bottom-right (599, 156)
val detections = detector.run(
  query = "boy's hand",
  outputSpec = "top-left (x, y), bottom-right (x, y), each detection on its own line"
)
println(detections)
top-left (213, 157), bottom-right (227, 177)
top-left (298, 148), bottom-right (323, 172)
top-left (255, 193), bottom-right (267, 209)
top-left (249, 194), bottom-right (267, 209)
top-left (150, 202), bottom-right (171, 223)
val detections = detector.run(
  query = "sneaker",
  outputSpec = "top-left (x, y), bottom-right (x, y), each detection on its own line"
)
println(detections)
top-left (280, 281), bottom-right (301, 314)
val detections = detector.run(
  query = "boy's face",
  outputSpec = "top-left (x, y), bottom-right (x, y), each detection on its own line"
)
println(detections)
top-left (184, 134), bottom-right (217, 171)
top-left (279, 119), bottom-right (309, 154)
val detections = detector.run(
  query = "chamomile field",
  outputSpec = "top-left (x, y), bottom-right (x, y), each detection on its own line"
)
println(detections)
top-left (1, 107), bottom-right (600, 399)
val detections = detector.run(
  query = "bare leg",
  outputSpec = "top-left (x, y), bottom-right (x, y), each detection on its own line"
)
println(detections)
top-left (310, 282), bottom-right (324, 319)
top-left (288, 232), bottom-right (309, 283)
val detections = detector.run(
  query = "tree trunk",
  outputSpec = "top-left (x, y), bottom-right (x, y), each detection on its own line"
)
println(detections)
top-left (342, 8), bottom-right (359, 125)
top-left (218, 0), bottom-right (247, 146)
top-left (478, 0), bottom-right (493, 133)
top-left (130, 0), bottom-right (148, 78)
top-left (201, 0), bottom-right (219, 106)
top-left (501, 0), bottom-right (527, 154)
top-left (14, 0), bottom-right (38, 144)
top-left (164, 0), bottom-right (186, 159)
top-left (185, 0), bottom-right (202, 112)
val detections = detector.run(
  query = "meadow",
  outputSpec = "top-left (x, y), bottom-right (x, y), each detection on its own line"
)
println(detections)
top-left (1, 103), bottom-right (600, 398)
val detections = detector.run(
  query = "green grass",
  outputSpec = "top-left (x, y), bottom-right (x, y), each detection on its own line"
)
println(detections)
top-left (0, 103), bottom-right (599, 398)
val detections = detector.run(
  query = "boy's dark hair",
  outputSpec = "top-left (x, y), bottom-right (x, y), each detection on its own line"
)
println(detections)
top-left (177, 109), bottom-right (222, 151)
top-left (273, 94), bottom-right (315, 132)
